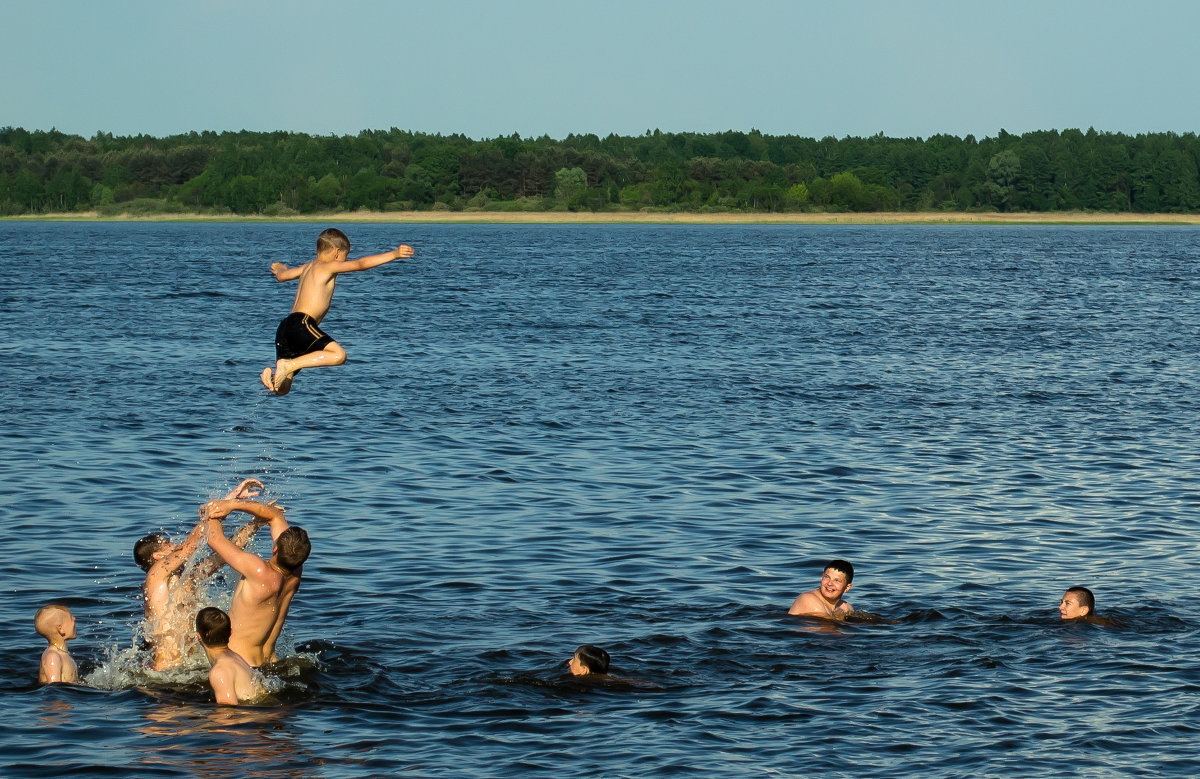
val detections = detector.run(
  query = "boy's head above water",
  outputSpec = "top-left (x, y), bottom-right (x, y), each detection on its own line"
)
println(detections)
top-left (569, 645), bottom-right (610, 676)
top-left (196, 606), bottom-right (232, 648)
top-left (1059, 587), bottom-right (1094, 619)
top-left (134, 533), bottom-right (174, 572)
top-left (35, 603), bottom-right (76, 643)
top-left (821, 559), bottom-right (854, 596)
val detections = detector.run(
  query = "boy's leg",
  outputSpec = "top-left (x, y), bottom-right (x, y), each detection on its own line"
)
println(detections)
top-left (269, 341), bottom-right (347, 394)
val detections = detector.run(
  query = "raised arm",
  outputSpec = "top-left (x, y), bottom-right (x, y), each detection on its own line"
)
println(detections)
top-left (332, 244), bottom-right (414, 274)
top-left (154, 514), bottom-right (209, 576)
top-left (271, 261), bottom-right (306, 282)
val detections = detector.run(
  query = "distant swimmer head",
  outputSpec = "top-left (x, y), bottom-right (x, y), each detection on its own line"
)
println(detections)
top-left (134, 534), bottom-right (172, 572)
top-left (273, 526), bottom-right (311, 573)
top-left (195, 607), bottom-right (231, 648)
top-left (819, 559), bottom-right (854, 601)
top-left (569, 645), bottom-right (610, 676)
top-left (317, 228), bottom-right (350, 256)
top-left (1059, 587), bottom-right (1094, 619)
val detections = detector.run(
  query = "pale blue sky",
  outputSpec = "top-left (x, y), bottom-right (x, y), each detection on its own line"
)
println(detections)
top-left (3, 0), bottom-right (1197, 140)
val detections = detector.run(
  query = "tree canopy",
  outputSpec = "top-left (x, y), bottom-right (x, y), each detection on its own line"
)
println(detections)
top-left (2, 125), bottom-right (1199, 216)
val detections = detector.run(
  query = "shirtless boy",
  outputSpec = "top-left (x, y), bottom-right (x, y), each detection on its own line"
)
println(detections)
top-left (260, 227), bottom-right (415, 395)
top-left (134, 478), bottom-right (265, 670)
top-left (788, 560), bottom-right (855, 619)
top-left (196, 606), bottom-right (263, 705)
top-left (204, 497), bottom-right (310, 667)
top-left (36, 604), bottom-right (78, 684)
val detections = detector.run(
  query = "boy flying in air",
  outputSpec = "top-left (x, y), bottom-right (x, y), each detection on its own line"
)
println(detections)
top-left (260, 228), bottom-right (415, 395)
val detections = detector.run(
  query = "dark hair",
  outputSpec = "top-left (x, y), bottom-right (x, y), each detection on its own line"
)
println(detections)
top-left (275, 526), bottom-right (311, 573)
top-left (317, 228), bottom-right (350, 254)
top-left (196, 607), bottom-right (231, 647)
top-left (1067, 586), bottom-right (1095, 614)
top-left (826, 559), bottom-right (854, 584)
top-left (134, 534), bottom-right (170, 572)
top-left (575, 645), bottom-right (610, 674)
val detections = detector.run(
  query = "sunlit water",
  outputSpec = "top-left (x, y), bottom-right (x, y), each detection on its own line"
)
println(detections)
top-left (2, 221), bottom-right (1200, 777)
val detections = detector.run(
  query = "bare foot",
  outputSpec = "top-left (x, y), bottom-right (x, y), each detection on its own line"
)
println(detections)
top-left (260, 367), bottom-right (276, 393)
top-left (272, 360), bottom-right (296, 395)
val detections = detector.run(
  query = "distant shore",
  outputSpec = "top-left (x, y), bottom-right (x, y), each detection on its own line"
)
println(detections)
top-left (8, 210), bottom-right (1200, 225)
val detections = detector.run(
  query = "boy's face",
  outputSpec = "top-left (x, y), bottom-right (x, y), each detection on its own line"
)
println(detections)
top-left (59, 611), bottom-right (76, 640)
top-left (1059, 592), bottom-right (1089, 619)
top-left (568, 654), bottom-right (587, 676)
top-left (820, 568), bottom-right (851, 601)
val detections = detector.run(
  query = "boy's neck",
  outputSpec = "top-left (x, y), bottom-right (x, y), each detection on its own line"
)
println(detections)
top-left (47, 639), bottom-right (70, 652)
top-left (202, 644), bottom-right (229, 665)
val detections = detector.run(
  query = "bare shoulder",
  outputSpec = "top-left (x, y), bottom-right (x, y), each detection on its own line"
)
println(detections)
top-left (788, 589), bottom-right (821, 614)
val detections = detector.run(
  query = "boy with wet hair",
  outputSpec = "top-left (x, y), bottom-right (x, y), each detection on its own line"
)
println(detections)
top-left (1059, 587), bottom-right (1095, 620)
top-left (196, 606), bottom-right (263, 705)
top-left (36, 604), bottom-right (78, 684)
top-left (204, 497), bottom-right (311, 667)
top-left (135, 478), bottom-right (266, 670)
top-left (788, 559), bottom-right (855, 618)
top-left (260, 227), bottom-right (415, 395)
top-left (569, 645), bottom-right (611, 677)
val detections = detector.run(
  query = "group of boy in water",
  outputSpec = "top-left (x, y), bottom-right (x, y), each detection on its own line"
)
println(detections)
top-left (32, 228), bottom-right (1106, 704)
top-left (37, 477), bottom-right (311, 704)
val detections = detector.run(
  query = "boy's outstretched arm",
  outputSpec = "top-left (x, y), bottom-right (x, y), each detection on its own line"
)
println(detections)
top-left (271, 261), bottom-right (306, 282)
top-left (333, 244), bottom-right (414, 274)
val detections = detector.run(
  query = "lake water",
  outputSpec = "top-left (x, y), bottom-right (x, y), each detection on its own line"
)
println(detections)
top-left (2, 221), bottom-right (1199, 777)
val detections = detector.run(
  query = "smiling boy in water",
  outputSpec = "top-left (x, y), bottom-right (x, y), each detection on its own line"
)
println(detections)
top-left (260, 228), bottom-right (415, 395)
top-left (36, 604), bottom-right (78, 684)
top-left (788, 560), bottom-right (855, 619)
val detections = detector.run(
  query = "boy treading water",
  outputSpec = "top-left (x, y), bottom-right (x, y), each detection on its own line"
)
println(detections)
top-left (788, 559), bottom-right (855, 619)
top-left (260, 228), bottom-right (415, 395)
top-left (196, 607), bottom-right (264, 705)
top-left (568, 645), bottom-right (611, 678)
top-left (36, 604), bottom-right (78, 684)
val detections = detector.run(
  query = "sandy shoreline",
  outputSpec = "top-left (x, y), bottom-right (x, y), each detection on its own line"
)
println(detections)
top-left (7, 210), bottom-right (1200, 225)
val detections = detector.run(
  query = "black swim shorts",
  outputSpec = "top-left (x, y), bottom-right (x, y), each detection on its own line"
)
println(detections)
top-left (275, 312), bottom-right (334, 360)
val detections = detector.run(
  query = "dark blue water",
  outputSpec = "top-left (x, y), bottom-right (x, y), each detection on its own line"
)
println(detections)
top-left (2, 221), bottom-right (1200, 777)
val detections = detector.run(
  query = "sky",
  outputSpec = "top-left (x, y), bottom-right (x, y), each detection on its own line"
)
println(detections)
top-left (3, 0), bottom-right (1198, 141)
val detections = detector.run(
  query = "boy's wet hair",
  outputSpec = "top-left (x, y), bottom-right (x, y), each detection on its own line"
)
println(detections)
top-left (35, 603), bottom-right (70, 638)
top-left (826, 559), bottom-right (854, 584)
top-left (134, 534), bottom-right (170, 572)
top-left (575, 644), bottom-right (610, 674)
top-left (275, 526), bottom-right (311, 573)
top-left (317, 228), bottom-right (350, 254)
top-left (1067, 586), bottom-right (1094, 613)
top-left (196, 606), bottom-right (231, 647)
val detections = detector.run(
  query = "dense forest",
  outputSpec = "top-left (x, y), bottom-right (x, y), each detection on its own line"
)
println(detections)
top-left (2, 125), bottom-right (1200, 216)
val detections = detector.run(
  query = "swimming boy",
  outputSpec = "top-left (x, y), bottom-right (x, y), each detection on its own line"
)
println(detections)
top-left (204, 496), bottom-right (310, 667)
top-left (36, 604), bottom-right (78, 684)
top-left (196, 606), bottom-right (264, 705)
top-left (568, 645), bottom-right (611, 677)
top-left (260, 227), bottom-right (415, 395)
top-left (1059, 587), bottom-right (1095, 620)
top-left (134, 478), bottom-right (265, 670)
top-left (788, 559), bottom-right (855, 619)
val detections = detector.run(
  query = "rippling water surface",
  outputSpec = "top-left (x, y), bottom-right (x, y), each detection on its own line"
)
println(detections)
top-left (2, 222), bottom-right (1200, 777)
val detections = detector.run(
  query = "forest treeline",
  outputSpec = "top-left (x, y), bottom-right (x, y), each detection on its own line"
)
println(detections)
top-left (3, 125), bottom-right (1200, 216)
